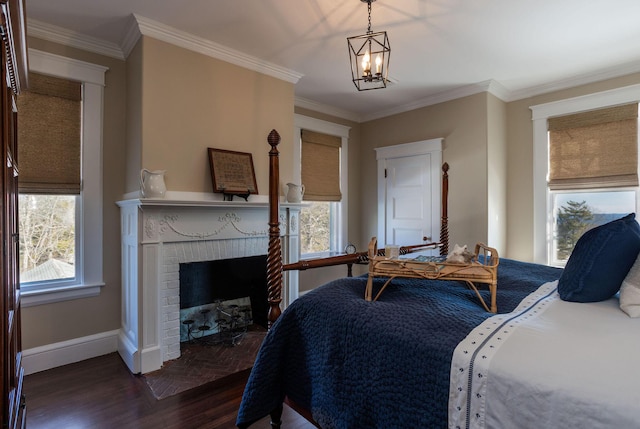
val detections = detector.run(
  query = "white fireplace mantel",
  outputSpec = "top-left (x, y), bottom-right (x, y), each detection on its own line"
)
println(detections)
top-left (116, 195), bottom-right (301, 374)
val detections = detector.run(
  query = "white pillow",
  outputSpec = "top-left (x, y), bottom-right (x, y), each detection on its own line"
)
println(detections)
top-left (620, 253), bottom-right (640, 317)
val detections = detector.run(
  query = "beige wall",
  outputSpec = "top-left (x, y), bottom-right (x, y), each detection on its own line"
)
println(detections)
top-left (22, 35), bottom-right (296, 350)
top-left (23, 30), bottom-right (640, 352)
top-left (487, 93), bottom-right (508, 253)
top-left (129, 36), bottom-right (295, 196)
top-left (21, 38), bottom-right (127, 349)
top-left (125, 41), bottom-right (143, 194)
top-left (506, 72), bottom-right (640, 261)
top-left (359, 93), bottom-right (491, 252)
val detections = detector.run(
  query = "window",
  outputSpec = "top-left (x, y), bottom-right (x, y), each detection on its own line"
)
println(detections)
top-left (18, 50), bottom-right (107, 306)
top-left (18, 72), bottom-right (81, 288)
top-left (550, 190), bottom-right (636, 265)
top-left (547, 104), bottom-right (638, 265)
top-left (294, 115), bottom-right (350, 258)
top-left (19, 194), bottom-right (77, 283)
top-left (532, 87), bottom-right (640, 265)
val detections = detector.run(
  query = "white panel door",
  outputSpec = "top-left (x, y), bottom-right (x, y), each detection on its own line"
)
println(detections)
top-left (375, 138), bottom-right (443, 252)
top-left (385, 154), bottom-right (432, 247)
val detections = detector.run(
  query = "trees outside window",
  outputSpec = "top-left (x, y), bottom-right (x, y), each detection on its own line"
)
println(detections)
top-left (19, 194), bottom-right (76, 282)
top-left (299, 202), bottom-right (331, 254)
top-left (551, 191), bottom-right (636, 264)
top-left (555, 200), bottom-right (593, 260)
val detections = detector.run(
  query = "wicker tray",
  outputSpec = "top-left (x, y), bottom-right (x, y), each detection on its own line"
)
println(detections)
top-left (364, 239), bottom-right (499, 313)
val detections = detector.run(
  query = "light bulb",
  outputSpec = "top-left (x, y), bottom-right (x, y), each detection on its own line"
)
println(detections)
top-left (362, 50), bottom-right (371, 74)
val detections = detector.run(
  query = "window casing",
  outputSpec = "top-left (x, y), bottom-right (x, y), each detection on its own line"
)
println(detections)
top-left (294, 114), bottom-right (350, 258)
top-left (532, 86), bottom-right (640, 265)
top-left (20, 49), bottom-right (107, 306)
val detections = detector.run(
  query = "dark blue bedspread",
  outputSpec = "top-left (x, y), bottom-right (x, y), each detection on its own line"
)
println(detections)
top-left (236, 259), bottom-right (562, 428)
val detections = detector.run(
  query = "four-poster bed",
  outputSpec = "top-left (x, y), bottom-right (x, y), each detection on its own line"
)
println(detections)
top-left (236, 130), bottom-right (640, 429)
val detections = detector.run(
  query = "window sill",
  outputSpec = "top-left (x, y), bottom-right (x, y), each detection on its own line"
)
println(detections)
top-left (21, 282), bottom-right (105, 307)
top-left (301, 251), bottom-right (343, 260)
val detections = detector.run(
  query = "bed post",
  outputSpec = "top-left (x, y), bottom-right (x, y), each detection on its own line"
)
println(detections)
top-left (440, 162), bottom-right (449, 256)
top-left (267, 129), bottom-right (283, 328)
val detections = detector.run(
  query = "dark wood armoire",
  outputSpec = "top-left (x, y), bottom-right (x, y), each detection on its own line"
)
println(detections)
top-left (0, 0), bottom-right (28, 428)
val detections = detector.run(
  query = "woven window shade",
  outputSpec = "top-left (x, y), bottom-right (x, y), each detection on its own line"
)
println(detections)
top-left (301, 129), bottom-right (342, 201)
top-left (548, 104), bottom-right (638, 190)
top-left (17, 72), bottom-right (82, 194)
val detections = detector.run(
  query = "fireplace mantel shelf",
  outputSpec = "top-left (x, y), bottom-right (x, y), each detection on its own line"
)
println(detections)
top-left (117, 197), bottom-right (306, 210)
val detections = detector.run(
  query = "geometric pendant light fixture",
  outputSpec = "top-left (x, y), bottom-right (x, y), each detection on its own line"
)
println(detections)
top-left (347, 0), bottom-right (391, 91)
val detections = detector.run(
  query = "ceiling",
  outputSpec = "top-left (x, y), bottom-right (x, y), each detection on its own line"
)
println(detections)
top-left (24, 0), bottom-right (640, 122)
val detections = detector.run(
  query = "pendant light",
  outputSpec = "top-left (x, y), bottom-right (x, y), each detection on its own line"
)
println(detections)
top-left (347, 0), bottom-right (391, 91)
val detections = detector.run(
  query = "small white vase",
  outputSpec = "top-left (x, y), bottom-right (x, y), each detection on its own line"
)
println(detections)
top-left (140, 169), bottom-right (167, 198)
top-left (286, 183), bottom-right (304, 203)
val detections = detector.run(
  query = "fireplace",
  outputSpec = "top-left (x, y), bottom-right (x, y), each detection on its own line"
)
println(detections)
top-left (179, 254), bottom-right (269, 342)
top-left (116, 195), bottom-right (301, 374)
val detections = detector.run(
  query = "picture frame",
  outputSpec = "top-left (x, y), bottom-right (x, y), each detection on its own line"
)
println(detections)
top-left (208, 148), bottom-right (258, 197)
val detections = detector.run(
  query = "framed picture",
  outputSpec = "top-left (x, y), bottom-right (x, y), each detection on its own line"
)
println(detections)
top-left (208, 148), bottom-right (258, 195)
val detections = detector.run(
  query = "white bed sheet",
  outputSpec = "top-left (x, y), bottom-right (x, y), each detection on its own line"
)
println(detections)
top-left (449, 280), bottom-right (640, 429)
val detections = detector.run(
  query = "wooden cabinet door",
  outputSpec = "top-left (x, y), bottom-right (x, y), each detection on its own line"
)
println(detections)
top-left (1, 1), bottom-right (28, 427)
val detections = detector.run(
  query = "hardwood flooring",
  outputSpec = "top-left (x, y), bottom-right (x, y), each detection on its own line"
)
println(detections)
top-left (23, 352), bottom-right (316, 429)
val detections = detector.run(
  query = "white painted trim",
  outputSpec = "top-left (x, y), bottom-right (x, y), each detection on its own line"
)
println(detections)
top-left (294, 115), bottom-right (351, 138)
top-left (28, 49), bottom-right (108, 85)
top-left (22, 330), bottom-right (119, 375)
top-left (27, 16), bottom-right (640, 124)
top-left (293, 114), bottom-right (351, 255)
top-left (295, 97), bottom-right (362, 124)
top-left (125, 14), bottom-right (303, 84)
top-left (530, 84), bottom-right (640, 264)
top-left (530, 83), bottom-right (640, 120)
top-left (21, 50), bottom-right (106, 305)
top-left (117, 330), bottom-right (140, 374)
top-left (21, 284), bottom-right (103, 307)
top-left (27, 19), bottom-right (125, 60)
top-left (511, 61), bottom-right (640, 102)
top-left (362, 80), bottom-right (508, 122)
top-left (375, 138), bottom-right (443, 160)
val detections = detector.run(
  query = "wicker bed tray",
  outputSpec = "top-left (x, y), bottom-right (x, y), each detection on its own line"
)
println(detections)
top-left (364, 238), bottom-right (499, 313)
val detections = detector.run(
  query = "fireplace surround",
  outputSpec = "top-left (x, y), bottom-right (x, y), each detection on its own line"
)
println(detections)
top-left (116, 194), bottom-right (301, 374)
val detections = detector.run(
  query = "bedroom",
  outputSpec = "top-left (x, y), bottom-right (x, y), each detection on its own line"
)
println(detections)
top-left (3, 0), bottom-right (640, 428)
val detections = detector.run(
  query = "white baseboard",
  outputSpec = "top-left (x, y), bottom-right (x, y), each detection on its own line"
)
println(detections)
top-left (22, 329), bottom-right (120, 375)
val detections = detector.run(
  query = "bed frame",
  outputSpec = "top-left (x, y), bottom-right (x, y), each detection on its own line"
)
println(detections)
top-left (264, 129), bottom-right (450, 327)
top-left (258, 130), bottom-right (451, 428)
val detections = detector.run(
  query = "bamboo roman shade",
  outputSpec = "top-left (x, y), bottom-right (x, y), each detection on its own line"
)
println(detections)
top-left (17, 72), bottom-right (82, 194)
top-left (301, 129), bottom-right (342, 201)
top-left (548, 103), bottom-right (638, 190)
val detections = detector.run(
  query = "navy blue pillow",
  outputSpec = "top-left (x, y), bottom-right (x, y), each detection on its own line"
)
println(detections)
top-left (558, 213), bottom-right (640, 303)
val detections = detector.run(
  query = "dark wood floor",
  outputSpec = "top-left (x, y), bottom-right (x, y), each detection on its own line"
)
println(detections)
top-left (23, 352), bottom-right (316, 429)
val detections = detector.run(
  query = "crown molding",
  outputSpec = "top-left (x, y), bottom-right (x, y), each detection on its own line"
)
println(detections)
top-left (294, 97), bottom-right (362, 123)
top-left (120, 14), bottom-right (142, 58)
top-left (359, 80), bottom-right (505, 122)
top-left (296, 80), bottom-right (508, 123)
top-left (127, 14), bottom-right (303, 84)
top-left (27, 19), bottom-right (125, 60)
top-left (28, 16), bottom-right (640, 122)
top-left (506, 60), bottom-right (640, 102)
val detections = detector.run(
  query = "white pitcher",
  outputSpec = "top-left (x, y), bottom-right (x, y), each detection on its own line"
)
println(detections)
top-left (140, 169), bottom-right (167, 198)
top-left (286, 183), bottom-right (304, 203)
